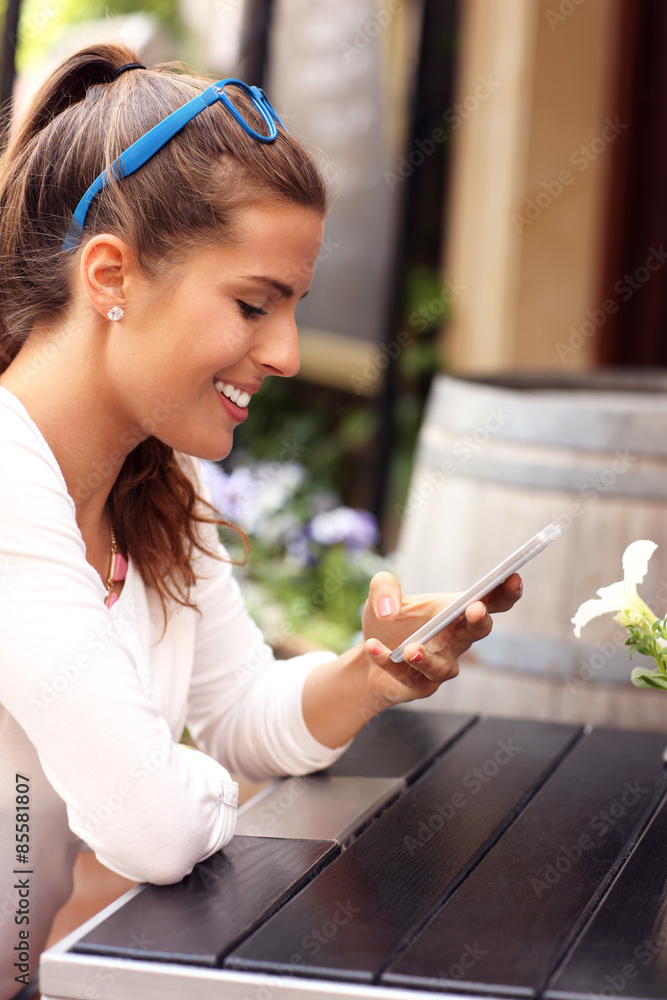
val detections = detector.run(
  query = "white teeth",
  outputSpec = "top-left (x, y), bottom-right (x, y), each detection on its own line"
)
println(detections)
top-left (214, 380), bottom-right (251, 409)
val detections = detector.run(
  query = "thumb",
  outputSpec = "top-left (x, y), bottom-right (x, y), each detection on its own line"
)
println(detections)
top-left (367, 571), bottom-right (403, 620)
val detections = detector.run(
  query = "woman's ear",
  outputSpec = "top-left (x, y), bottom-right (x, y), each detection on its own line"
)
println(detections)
top-left (79, 234), bottom-right (137, 320)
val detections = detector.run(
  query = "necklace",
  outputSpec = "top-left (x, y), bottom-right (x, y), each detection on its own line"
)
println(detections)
top-left (105, 506), bottom-right (128, 609)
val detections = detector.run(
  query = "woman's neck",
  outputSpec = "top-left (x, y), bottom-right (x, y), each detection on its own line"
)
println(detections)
top-left (0, 316), bottom-right (137, 523)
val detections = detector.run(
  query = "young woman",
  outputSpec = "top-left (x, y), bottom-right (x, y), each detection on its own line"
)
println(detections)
top-left (0, 43), bottom-right (521, 996)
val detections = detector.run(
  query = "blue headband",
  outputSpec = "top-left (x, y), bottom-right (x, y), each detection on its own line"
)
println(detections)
top-left (62, 78), bottom-right (286, 253)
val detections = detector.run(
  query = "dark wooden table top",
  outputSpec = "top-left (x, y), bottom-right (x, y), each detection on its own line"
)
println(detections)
top-left (41, 709), bottom-right (667, 1000)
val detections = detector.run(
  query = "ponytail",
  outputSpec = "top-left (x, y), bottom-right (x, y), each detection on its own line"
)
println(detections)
top-left (12, 44), bottom-right (125, 146)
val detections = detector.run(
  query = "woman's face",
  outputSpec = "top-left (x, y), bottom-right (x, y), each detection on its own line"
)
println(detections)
top-left (109, 201), bottom-right (324, 461)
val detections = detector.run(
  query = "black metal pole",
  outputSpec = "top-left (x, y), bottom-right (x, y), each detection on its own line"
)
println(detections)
top-left (371, 0), bottom-right (460, 536)
top-left (0, 0), bottom-right (21, 145)
top-left (240, 0), bottom-right (274, 87)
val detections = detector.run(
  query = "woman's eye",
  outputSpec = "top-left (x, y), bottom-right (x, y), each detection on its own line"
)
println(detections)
top-left (238, 301), bottom-right (268, 319)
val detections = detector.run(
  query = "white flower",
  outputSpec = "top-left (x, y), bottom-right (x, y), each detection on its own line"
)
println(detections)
top-left (571, 539), bottom-right (658, 638)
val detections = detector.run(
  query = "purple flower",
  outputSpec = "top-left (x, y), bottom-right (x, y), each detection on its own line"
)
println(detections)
top-left (200, 460), bottom-right (306, 533)
top-left (309, 507), bottom-right (379, 551)
top-left (285, 529), bottom-right (315, 567)
top-left (200, 462), bottom-right (272, 534)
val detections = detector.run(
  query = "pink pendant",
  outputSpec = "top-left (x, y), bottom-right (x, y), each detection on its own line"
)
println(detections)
top-left (111, 552), bottom-right (128, 581)
top-left (106, 591), bottom-right (119, 609)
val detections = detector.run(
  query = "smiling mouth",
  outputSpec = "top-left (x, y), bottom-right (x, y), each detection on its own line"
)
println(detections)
top-left (214, 380), bottom-right (251, 408)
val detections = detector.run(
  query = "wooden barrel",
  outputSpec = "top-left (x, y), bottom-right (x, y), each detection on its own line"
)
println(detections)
top-left (396, 371), bottom-right (667, 688)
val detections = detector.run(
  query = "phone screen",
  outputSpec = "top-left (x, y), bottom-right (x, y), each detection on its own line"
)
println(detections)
top-left (389, 521), bottom-right (562, 663)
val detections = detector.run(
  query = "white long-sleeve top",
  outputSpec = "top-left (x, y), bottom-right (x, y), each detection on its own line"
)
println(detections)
top-left (0, 387), bottom-right (345, 998)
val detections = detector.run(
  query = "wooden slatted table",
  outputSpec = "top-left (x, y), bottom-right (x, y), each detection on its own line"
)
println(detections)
top-left (40, 709), bottom-right (667, 1000)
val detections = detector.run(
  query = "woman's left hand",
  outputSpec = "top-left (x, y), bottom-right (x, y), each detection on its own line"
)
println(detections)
top-left (360, 571), bottom-right (523, 709)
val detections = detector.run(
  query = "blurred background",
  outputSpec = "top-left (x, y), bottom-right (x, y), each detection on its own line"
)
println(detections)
top-left (2, 0), bottom-right (666, 713)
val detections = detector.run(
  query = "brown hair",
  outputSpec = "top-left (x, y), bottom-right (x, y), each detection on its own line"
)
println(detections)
top-left (0, 42), bottom-right (329, 620)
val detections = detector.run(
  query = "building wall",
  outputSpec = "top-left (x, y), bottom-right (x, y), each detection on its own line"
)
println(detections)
top-left (441, 0), bottom-right (622, 373)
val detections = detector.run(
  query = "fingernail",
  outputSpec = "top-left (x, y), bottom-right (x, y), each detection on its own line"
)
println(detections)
top-left (377, 597), bottom-right (396, 617)
top-left (369, 641), bottom-right (383, 656)
top-left (409, 649), bottom-right (424, 665)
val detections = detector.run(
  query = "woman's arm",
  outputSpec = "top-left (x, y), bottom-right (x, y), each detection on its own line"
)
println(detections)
top-left (0, 404), bottom-right (237, 884)
top-left (185, 537), bottom-right (348, 781)
top-left (302, 571), bottom-right (523, 749)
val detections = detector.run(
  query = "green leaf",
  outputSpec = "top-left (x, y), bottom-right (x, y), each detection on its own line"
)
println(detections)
top-left (630, 666), bottom-right (667, 690)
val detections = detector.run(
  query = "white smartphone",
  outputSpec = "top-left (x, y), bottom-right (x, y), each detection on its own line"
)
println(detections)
top-left (389, 521), bottom-right (562, 663)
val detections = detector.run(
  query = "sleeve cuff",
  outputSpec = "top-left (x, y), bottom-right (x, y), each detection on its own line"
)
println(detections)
top-left (221, 780), bottom-right (239, 808)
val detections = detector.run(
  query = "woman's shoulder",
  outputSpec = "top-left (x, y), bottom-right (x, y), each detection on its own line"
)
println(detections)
top-left (0, 386), bottom-right (67, 494)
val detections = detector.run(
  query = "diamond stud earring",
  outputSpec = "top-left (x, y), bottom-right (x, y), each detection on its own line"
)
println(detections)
top-left (107, 306), bottom-right (124, 322)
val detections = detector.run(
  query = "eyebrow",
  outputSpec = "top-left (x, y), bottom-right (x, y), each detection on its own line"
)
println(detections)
top-left (244, 275), bottom-right (309, 301)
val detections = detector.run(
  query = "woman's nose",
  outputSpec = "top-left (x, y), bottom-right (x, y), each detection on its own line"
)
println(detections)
top-left (256, 312), bottom-right (300, 378)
